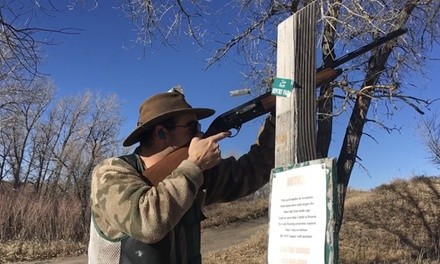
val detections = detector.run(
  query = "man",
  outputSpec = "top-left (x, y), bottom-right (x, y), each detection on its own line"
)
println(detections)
top-left (88, 87), bottom-right (275, 264)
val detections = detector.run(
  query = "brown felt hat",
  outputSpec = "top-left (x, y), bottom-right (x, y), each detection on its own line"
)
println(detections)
top-left (123, 88), bottom-right (215, 147)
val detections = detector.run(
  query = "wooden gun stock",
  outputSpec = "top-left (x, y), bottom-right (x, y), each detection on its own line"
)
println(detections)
top-left (142, 68), bottom-right (341, 185)
top-left (144, 147), bottom-right (190, 186)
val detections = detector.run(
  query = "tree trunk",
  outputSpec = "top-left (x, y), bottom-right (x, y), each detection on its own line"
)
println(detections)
top-left (335, 0), bottom-right (421, 231)
top-left (317, 0), bottom-right (341, 158)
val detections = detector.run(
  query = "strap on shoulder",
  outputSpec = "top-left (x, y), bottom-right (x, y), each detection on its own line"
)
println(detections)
top-left (119, 153), bottom-right (155, 185)
top-left (119, 153), bottom-right (142, 172)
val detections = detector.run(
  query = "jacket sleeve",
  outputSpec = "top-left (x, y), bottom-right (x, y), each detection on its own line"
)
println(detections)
top-left (90, 158), bottom-right (204, 243)
top-left (202, 115), bottom-right (275, 205)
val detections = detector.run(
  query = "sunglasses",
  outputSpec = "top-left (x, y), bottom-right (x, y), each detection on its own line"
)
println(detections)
top-left (174, 120), bottom-right (201, 135)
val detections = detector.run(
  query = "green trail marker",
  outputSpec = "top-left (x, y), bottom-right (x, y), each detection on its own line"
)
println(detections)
top-left (271, 77), bottom-right (294, 97)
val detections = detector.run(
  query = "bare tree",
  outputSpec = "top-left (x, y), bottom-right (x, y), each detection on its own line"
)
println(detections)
top-left (420, 112), bottom-right (440, 168)
top-left (43, 93), bottom-right (93, 196)
top-left (0, 78), bottom-right (54, 189)
top-left (0, 132), bottom-right (12, 182)
top-left (0, 0), bottom-right (79, 84)
top-left (0, 2), bottom-right (78, 189)
top-left (31, 113), bottom-right (58, 192)
top-left (67, 93), bottom-right (123, 235)
top-left (0, 83), bottom-right (124, 198)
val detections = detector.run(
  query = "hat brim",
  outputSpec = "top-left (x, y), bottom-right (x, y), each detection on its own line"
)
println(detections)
top-left (123, 108), bottom-right (215, 147)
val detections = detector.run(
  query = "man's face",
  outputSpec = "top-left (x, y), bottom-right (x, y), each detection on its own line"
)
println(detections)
top-left (169, 113), bottom-right (200, 147)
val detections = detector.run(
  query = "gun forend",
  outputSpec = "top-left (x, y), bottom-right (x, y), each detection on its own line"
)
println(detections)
top-left (204, 92), bottom-right (275, 137)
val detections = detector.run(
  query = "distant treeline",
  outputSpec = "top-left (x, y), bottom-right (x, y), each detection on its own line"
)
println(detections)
top-left (0, 79), bottom-right (125, 197)
top-left (0, 80), bottom-right (127, 247)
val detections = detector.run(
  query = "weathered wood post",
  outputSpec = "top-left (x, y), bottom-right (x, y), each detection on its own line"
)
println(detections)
top-left (268, 1), bottom-right (339, 263)
top-left (275, 3), bottom-right (317, 165)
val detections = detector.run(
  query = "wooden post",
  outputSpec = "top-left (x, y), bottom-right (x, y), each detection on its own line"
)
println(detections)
top-left (271, 1), bottom-right (339, 263)
top-left (275, 2), bottom-right (318, 166)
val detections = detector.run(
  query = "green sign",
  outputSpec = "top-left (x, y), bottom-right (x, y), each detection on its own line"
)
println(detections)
top-left (271, 78), bottom-right (294, 97)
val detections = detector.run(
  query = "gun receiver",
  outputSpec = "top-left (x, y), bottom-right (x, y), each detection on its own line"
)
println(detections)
top-left (142, 28), bottom-right (407, 185)
top-left (204, 92), bottom-right (276, 137)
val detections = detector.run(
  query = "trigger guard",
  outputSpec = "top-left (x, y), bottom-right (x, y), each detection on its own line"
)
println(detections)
top-left (229, 126), bottom-right (241, 137)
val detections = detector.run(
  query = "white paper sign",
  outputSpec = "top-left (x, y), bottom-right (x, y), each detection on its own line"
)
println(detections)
top-left (268, 163), bottom-right (327, 264)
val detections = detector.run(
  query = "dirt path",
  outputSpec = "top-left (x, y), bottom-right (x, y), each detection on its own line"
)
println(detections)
top-left (201, 216), bottom-right (268, 254)
top-left (12, 216), bottom-right (269, 264)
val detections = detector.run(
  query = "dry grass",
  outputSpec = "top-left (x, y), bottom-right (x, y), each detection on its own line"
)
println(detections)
top-left (339, 176), bottom-right (440, 264)
top-left (0, 185), bottom-right (89, 242)
top-left (1, 240), bottom-right (86, 263)
top-left (202, 197), bottom-right (269, 228)
top-left (1, 176), bottom-right (440, 264)
top-left (0, 186), bottom-right (89, 263)
top-left (203, 229), bottom-right (268, 264)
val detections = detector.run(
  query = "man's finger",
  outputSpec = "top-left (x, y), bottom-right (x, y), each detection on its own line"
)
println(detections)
top-left (208, 131), bottom-right (231, 142)
top-left (191, 136), bottom-right (201, 143)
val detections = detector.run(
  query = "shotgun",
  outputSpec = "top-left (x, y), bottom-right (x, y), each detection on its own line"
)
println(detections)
top-left (143, 28), bottom-right (407, 185)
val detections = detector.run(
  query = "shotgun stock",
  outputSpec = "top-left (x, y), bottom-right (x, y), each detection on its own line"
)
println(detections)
top-left (143, 29), bottom-right (407, 184)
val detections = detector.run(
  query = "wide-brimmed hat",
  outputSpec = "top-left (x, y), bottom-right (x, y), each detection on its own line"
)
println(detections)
top-left (123, 89), bottom-right (215, 147)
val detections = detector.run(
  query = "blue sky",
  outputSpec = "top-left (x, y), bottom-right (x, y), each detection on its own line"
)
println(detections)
top-left (32, 2), bottom-right (440, 190)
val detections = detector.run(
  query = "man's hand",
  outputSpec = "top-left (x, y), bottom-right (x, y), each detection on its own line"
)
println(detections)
top-left (188, 131), bottom-right (230, 171)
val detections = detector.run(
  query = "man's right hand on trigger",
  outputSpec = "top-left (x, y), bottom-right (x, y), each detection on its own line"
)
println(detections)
top-left (188, 131), bottom-right (230, 171)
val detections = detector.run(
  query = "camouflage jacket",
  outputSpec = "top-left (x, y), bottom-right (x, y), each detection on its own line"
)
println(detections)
top-left (88, 116), bottom-right (275, 263)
